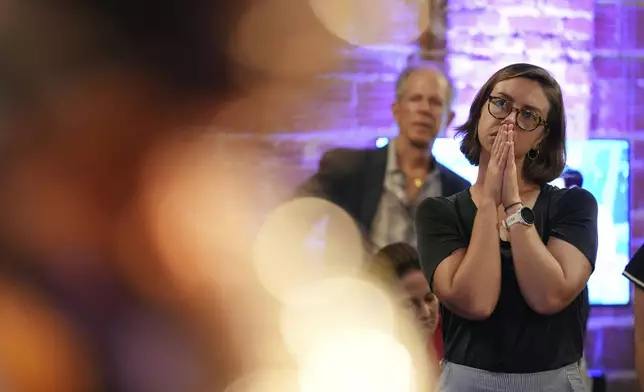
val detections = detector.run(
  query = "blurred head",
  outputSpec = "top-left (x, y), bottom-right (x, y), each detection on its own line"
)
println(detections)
top-left (0, 0), bottom-right (249, 166)
top-left (562, 168), bottom-right (583, 188)
top-left (372, 243), bottom-right (438, 335)
top-left (392, 58), bottom-right (455, 150)
top-left (0, 0), bottom-right (255, 255)
top-left (456, 63), bottom-right (566, 185)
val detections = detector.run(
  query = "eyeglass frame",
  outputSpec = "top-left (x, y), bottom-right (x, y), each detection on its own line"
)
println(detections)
top-left (486, 95), bottom-right (548, 132)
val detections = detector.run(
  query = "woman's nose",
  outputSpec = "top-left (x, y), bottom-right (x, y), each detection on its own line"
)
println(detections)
top-left (502, 109), bottom-right (519, 125)
top-left (417, 303), bottom-right (432, 319)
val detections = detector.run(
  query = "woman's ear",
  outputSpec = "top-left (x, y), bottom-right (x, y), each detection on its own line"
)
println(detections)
top-left (534, 127), bottom-right (548, 148)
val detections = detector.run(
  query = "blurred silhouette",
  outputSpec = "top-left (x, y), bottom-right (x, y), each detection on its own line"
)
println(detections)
top-left (624, 247), bottom-right (644, 391)
top-left (562, 168), bottom-right (583, 188)
top-left (0, 1), bottom-right (341, 391)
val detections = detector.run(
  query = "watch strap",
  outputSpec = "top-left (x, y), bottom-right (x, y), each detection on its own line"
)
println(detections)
top-left (504, 208), bottom-right (528, 228)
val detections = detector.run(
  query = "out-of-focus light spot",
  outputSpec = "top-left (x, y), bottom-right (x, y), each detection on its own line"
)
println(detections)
top-left (231, 0), bottom-right (340, 78)
top-left (308, 0), bottom-right (429, 47)
top-left (252, 198), bottom-right (364, 304)
top-left (376, 137), bottom-right (389, 148)
top-left (224, 369), bottom-right (300, 392)
top-left (298, 329), bottom-right (415, 392)
top-left (279, 277), bottom-right (396, 359)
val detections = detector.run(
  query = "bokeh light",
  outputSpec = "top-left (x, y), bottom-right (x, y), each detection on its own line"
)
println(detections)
top-left (298, 329), bottom-right (416, 392)
top-left (231, 0), bottom-right (341, 78)
top-left (279, 276), bottom-right (397, 359)
top-left (252, 197), bottom-right (365, 305)
top-left (224, 369), bottom-right (300, 392)
top-left (308, 0), bottom-right (429, 47)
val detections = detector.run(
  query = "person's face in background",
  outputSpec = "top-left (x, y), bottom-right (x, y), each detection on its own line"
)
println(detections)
top-left (398, 269), bottom-right (439, 335)
top-left (392, 69), bottom-right (454, 150)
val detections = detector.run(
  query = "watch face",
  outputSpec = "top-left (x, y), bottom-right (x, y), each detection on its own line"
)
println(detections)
top-left (520, 207), bottom-right (535, 224)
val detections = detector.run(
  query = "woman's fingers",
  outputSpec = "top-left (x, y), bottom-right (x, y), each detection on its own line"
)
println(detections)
top-left (493, 125), bottom-right (507, 163)
top-left (490, 128), bottom-right (501, 159)
top-left (499, 138), bottom-right (509, 165)
top-left (506, 129), bottom-right (515, 163)
top-left (491, 125), bottom-right (504, 157)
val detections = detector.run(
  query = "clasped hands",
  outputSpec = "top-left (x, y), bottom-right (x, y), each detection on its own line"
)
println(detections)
top-left (483, 124), bottom-right (521, 210)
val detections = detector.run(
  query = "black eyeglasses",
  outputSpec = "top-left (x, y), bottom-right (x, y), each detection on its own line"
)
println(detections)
top-left (487, 95), bottom-right (547, 132)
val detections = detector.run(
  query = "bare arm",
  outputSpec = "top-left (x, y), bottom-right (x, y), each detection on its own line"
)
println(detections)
top-left (433, 198), bottom-right (502, 320)
top-left (507, 189), bottom-right (597, 315)
top-left (421, 130), bottom-right (509, 320)
top-left (507, 216), bottom-right (591, 315)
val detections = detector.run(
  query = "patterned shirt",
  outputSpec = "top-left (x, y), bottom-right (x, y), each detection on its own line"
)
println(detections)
top-left (370, 139), bottom-right (442, 251)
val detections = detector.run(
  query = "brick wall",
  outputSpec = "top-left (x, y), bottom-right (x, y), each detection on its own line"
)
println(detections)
top-left (230, 1), bottom-right (449, 172)
top-left (593, 0), bottom-right (644, 249)
top-left (215, 1), bottom-right (446, 204)
top-left (446, 0), bottom-right (593, 139)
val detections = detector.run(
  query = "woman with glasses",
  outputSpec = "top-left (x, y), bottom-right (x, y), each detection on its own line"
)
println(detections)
top-left (415, 63), bottom-right (597, 391)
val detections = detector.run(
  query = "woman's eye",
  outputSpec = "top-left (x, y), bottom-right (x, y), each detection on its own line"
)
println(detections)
top-left (521, 111), bottom-right (537, 120)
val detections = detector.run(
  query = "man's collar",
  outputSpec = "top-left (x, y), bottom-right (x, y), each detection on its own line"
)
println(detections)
top-left (385, 139), bottom-right (399, 173)
top-left (386, 138), bottom-right (437, 173)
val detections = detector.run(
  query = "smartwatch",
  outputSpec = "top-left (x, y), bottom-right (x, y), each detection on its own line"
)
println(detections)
top-left (504, 206), bottom-right (535, 229)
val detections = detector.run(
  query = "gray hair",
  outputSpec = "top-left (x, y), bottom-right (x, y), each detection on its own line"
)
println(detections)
top-left (394, 53), bottom-right (455, 105)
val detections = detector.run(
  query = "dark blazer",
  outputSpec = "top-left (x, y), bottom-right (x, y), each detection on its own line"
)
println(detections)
top-left (296, 145), bottom-right (471, 236)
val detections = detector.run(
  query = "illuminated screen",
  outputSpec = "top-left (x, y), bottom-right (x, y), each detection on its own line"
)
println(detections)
top-left (429, 138), bottom-right (631, 306)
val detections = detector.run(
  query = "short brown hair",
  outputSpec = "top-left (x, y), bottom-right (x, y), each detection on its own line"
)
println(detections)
top-left (370, 242), bottom-right (422, 286)
top-left (455, 63), bottom-right (566, 185)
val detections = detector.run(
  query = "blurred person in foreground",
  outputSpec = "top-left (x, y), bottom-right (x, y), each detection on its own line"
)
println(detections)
top-left (372, 242), bottom-right (442, 365)
top-left (0, 0), bottom-right (340, 391)
top-left (297, 55), bottom-right (470, 253)
top-left (416, 63), bottom-right (597, 391)
top-left (624, 247), bottom-right (644, 391)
